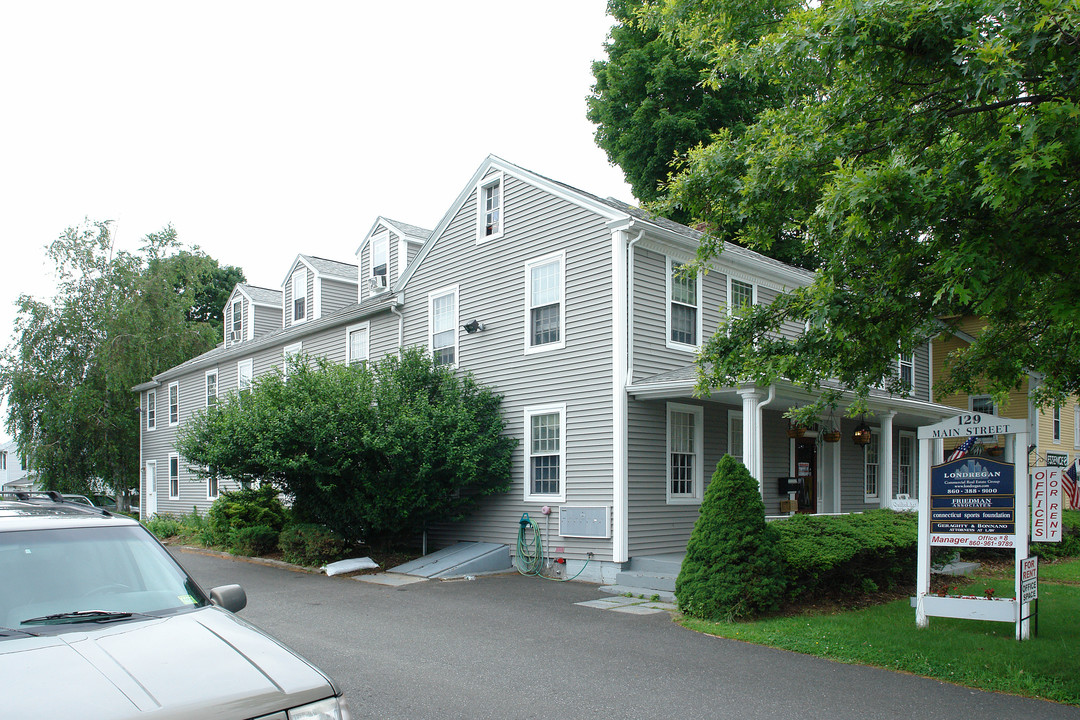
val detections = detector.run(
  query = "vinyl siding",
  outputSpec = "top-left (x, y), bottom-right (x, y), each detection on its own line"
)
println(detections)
top-left (321, 278), bottom-right (358, 317)
top-left (254, 304), bottom-right (283, 337)
top-left (404, 172), bottom-right (617, 561)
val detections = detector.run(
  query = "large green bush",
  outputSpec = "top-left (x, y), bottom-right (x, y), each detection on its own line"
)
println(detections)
top-left (279, 523), bottom-right (346, 567)
top-left (227, 525), bottom-right (280, 557)
top-left (774, 509), bottom-right (919, 600)
top-left (676, 455), bottom-right (788, 621)
top-left (180, 348), bottom-right (516, 547)
top-left (207, 485), bottom-right (289, 546)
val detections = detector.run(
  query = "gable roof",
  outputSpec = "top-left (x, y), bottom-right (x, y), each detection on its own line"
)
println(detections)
top-left (396, 154), bottom-right (815, 293)
top-left (355, 216), bottom-right (433, 256)
top-left (281, 254), bottom-right (358, 287)
top-left (232, 284), bottom-right (282, 308)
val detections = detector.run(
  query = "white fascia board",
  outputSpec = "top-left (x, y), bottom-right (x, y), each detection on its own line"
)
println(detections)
top-left (397, 155), bottom-right (630, 294)
top-left (279, 254), bottom-right (313, 289)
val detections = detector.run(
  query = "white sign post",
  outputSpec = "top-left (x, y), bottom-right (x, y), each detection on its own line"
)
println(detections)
top-left (916, 413), bottom-right (1031, 640)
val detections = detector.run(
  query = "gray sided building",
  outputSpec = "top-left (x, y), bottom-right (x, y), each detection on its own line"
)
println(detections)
top-left (135, 155), bottom-right (962, 582)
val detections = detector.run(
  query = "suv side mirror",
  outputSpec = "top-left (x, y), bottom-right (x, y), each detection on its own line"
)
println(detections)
top-left (209, 584), bottom-right (247, 613)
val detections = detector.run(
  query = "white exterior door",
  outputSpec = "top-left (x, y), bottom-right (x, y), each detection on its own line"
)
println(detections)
top-left (145, 461), bottom-right (157, 518)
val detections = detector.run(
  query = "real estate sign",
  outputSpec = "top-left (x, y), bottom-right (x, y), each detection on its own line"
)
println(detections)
top-left (930, 456), bottom-right (1016, 547)
top-left (1031, 467), bottom-right (1063, 543)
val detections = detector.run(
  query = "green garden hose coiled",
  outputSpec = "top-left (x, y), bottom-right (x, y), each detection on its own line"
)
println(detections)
top-left (516, 512), bottom-right (590, 581)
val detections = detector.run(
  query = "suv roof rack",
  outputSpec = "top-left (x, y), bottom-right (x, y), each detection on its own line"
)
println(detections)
top-left (0, 490), bottom-right (113, 516)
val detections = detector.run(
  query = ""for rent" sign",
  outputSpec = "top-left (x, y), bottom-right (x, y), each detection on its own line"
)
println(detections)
top-left (1031, 467), bottom-right (1063, 543)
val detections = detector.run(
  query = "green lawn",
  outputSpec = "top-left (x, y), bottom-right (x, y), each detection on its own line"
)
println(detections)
top-left (679, 560), bottom-right (1080, 705)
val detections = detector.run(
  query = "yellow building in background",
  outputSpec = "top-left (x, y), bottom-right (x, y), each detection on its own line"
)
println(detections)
top-left (931, 316), bottom-right (1079, 506)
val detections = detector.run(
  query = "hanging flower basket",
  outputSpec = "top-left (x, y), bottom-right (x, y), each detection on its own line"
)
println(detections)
top-left (787, 424), bottom-right (806, 438)
top-left (822, 430), bottom-right (842, 443)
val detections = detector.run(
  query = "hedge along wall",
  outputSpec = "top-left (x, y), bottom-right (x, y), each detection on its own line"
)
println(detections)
top-left (772, 509), bottom-right (920, 601)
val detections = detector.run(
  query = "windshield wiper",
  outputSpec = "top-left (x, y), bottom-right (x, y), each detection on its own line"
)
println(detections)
top-left (0, 626), bottom-right (39, 637)
top-left (20, 610), bottom-right (142, 626)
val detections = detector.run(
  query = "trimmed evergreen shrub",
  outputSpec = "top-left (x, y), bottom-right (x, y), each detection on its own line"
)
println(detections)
top-left (676, 455), bottom-right (788, 621)
top-left (207, 485), bottom-right (289, 546)
top-left (773, 509), bottom-right (918, 600)
top-left (227, 525), bottom-right (280, 556)
top-left (279, 523), bottom-right (346, 567)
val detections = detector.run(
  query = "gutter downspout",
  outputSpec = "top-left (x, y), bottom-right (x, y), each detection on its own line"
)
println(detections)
top-left (626, 230), bottom-right (644, 384)
top-left (755, 384), bottom-right (776, 492)
top-left (390, 294), bottom-right (405, 356)
top-left (612, 226), bottom-right (644, 565)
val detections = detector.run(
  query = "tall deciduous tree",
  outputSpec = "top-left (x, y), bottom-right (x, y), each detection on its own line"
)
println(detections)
top-left (0, 221), bottom-right (243, 500)
top-left (645, 0), bottom-right (1080, 416)
top-left (587, 1), bottom-right (787, 231)
top-left (178, 349), bottom-right (517, 548)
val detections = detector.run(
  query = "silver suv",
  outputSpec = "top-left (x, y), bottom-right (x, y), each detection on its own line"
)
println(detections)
top-left (0, 491), bottom-right (351, 719)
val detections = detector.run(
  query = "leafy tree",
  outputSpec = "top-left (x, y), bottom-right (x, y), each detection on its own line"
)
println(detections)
top-left (676, 455), bottom-right (787, 620)
top-left (645, 0), bottom-right (1080, 418)
top-left (587, 1), bottom-right (787, 234)
top-left (0, 221), bottom-right (243, 501)
top-left (178, 348), bottom-right (517, 548)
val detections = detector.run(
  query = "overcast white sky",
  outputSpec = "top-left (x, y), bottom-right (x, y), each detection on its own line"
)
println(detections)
top-left (0, 1), bottom-right (634, 443)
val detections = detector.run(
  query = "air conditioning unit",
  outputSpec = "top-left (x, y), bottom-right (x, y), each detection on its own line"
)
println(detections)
top-left (368, 275), bottom-right (387, 292)
top-left (229, 330), bottom-right (242, 342)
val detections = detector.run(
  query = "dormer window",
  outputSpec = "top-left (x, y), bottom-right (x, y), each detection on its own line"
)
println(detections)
top-left (897, 353), bottom-right (914, 389)
top-left (476, 173), bottom-right (504, 242)
top-left (369, 234), bottom-right (389, 293)
top-left (292, 269), bottom-right (306, 322)
top-left (231, 299), bottom-right (243, 342)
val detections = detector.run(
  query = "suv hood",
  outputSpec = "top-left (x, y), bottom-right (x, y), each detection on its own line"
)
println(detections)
top-left (2, 606), bottom-right (337, 719)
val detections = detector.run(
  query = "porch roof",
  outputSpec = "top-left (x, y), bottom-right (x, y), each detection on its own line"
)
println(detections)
top-left (627, 365), bottom-right (965, 427)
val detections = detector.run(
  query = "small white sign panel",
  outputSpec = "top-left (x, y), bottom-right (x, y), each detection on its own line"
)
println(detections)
top-left (1031, 467), bottom-right (1063, 543)
top-left (1020, 556), bottom-right (1038, 604)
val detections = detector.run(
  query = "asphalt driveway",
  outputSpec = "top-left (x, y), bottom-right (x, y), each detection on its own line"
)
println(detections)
top-left (175, 549), bottom-right (1079, 720)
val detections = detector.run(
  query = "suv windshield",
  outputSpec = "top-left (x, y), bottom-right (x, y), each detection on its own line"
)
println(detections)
top-left (0, 525), bottom-right (209, 631)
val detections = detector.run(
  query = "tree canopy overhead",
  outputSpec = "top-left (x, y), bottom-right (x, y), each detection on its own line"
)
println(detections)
top-left (587, 0), bottom-right (788, 236)
top-left (0, 221), bottom-right (244, 498)
top-left (638, 0), bottom-right (1080, 416)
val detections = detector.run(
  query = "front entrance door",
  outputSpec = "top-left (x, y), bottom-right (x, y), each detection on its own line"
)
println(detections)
top-left (794, 437), bottom-right (817, 512)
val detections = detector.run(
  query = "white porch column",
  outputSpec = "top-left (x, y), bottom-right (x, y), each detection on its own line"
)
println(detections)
top-left (880, 411), bottom-right (895, 508)
top-left (737, 386), bottom-right (764, 495)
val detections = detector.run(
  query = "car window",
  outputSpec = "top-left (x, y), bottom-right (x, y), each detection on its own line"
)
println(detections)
top-left (0, 525), bottom-right (209, 631)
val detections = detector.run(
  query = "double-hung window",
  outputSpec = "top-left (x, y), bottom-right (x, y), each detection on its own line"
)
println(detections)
top-left (205, 369), bottom-right (218, 407)
top-left (168, 454), bottom-right (180, 499)
top-left (292, 269), bottom-right (306, 323)
top-left (667, 403), bottom-right (704, 503)
top-left (146, 390), bottom-right (156, 430)
top-left (207, 472), bottom-right (219, 500)
top-left (370, 234), bottom-right (389, 292)
top-left (237, 358), bottom-right (253, 392)
top-left (728, 410), bottom-right (743, 465)
top-left (729, 278), bottom-right (755, 316)
top-left (864, 429), bottom-right (880, 500)
top-left (168, 382), bottom-right (179, 426)
top-left (898, 353), bottom-right (914, 390)
top-left (477, 173), bottom-right (503, 241)
top-left (897, 432), bottom-right (915, 497)
top-left (525, 252), bottom-right (565, 352)
top-left (525, 404), bottom-right (565, 501)
top-left (1053, 405), bottom-right (1061, 442)
top-left (346, 322), bottom-right (370, 365)
top-left (231, 299), bottom-right (243, 341)
top-left (429, 287), bottom-right (458, 366)
top-left (667, 259), bottom-right (699, 350)
top-left (283, 342), bottom-right (302, 377)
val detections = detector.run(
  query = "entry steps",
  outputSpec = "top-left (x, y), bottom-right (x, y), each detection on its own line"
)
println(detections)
top-left (599, 553), bottom-right (683, 604)
top-left (388, 541), bottom-right (512, 579)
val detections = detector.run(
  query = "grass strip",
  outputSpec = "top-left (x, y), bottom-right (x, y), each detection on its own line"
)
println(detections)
top-left (679, 569), bottom-right (1080, 705)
